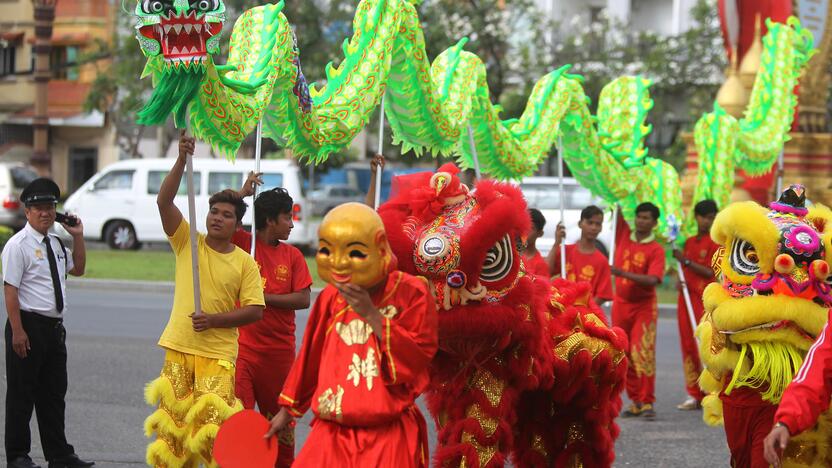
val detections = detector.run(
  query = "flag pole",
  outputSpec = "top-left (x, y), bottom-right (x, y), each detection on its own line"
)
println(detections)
top-left (557, 137), bottom-right (566, 279)
top-left (374, 94), bottom-right (385, 209)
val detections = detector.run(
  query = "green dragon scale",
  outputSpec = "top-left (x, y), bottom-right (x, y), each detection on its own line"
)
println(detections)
top-left (133, 0), bottom-right (814, 241)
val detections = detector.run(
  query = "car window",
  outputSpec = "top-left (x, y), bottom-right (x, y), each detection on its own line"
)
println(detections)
top-left (520, 184), bottom-right (595, 210)
top-left (260, 173), bottom-right (284, 192)
top-left (208, 172), bottom-right (244, 194)
top-left (147, 170), bottom-right (202, 195)
top-left (10, 167), bottom-right (38, 189)
top-left (346, 187), bottom-right (362, 197)
top-left (93, 170), bottom-right (135, 191)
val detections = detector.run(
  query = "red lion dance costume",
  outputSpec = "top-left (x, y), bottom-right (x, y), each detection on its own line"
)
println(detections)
top-left (378, 164), bottom-right (628, 467)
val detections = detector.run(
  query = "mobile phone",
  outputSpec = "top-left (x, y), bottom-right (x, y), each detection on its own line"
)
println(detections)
top-left (56, 212), bottom-right (78, 227)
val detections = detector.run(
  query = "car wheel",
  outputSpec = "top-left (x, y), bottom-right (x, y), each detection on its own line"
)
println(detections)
top-left (105, 220), bottom-right (139, 250)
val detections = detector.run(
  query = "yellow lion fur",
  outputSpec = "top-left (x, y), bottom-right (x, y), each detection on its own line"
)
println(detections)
top-left (696, 199), bottom-right (832, 467)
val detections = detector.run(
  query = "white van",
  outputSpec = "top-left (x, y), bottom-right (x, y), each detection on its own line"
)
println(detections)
top-left (63, 158), bottom-right (312, 250)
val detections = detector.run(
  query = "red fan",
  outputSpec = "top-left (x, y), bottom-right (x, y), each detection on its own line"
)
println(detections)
top-left (214, 410), bottom-right (278, 468)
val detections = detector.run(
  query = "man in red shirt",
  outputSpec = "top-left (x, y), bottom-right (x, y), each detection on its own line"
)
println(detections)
top-left (233, 175), bottom-right (312, 467)
top-left (673, 199), bottom-right (719, 411)
top-left (612, 202), bottom-right (665, 418)
top-left (548, 205), bottom-right (613, 305)
top-left (524, 208), bottom-right (551, 278)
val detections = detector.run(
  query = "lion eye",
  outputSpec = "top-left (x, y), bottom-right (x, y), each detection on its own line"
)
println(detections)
top-left (479, 235), bottom-right (514, 282)
top-left (730, 238), bottom-right (760, 276)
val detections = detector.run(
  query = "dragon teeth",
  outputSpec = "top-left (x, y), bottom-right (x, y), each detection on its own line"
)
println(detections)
top-left (173, 24), bottom-right (182, 34)
top-left (190, 46), bottom-right (198, 54)
top-left (194, 24), bottom-right (202, 33)
top-left (164, 24), bottom-right (172, 33)
top-left (184, 24), bottom-right (192, 34)
top-left (170, 46), bottom-right (180, 55)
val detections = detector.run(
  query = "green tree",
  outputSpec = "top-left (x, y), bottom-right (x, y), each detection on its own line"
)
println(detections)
top-left (552, 0), bottom-right (726, 171)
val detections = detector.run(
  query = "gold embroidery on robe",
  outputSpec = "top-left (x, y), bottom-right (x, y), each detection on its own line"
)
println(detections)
top-left (317, 385), bottom-right (344, 421)
top-left (347, 348), bottom-right (379, 390)
top-left (336, 319), bottom-right (374, 346)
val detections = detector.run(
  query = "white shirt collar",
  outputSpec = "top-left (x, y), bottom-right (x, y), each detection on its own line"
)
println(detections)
top-left (24, 222), bottom-right (48, 243)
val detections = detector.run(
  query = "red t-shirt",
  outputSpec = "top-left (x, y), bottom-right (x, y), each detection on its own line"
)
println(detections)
top-left (614, 215), bottom-right (665, 302)
top-left (682, 233), bottom-right (719, 296)
top-left (524, 251), bottom-right (551, 278)
top-left (232, 229), bottom-right (313, 351)
top-left (553, 244), bottom-right (613, 301)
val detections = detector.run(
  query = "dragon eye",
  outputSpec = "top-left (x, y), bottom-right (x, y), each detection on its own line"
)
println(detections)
top-left (141, 0), bottom-right (165, 14)
top-left (730, 238), bottom-right (760, 276)
top-left (191, 0), bottom-right (219, 11)
top-left (480, 235), bottom-right (514, 283)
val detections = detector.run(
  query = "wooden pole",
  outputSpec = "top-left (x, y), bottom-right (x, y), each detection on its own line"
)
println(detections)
top-left (374, 94), bottom-right (385, 209)
top-left (186, 151), bottom-right (202, 316)
top-left (250, 121), bottom-right (262, 257)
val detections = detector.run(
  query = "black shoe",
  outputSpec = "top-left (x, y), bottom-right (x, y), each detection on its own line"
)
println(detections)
top-left (7, 456), bottom-right (42, 468)
top-left (641, 403), bottom-right (656, 419)
top-left (47, 454), bottom-right (94, 468)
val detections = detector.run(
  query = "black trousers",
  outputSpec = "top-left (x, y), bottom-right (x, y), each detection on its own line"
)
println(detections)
top-left (5, 311), bottom-right (74, 461)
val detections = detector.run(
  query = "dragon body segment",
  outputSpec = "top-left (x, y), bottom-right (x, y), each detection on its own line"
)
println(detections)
top-left (132, 0), bottom-right (812, 240)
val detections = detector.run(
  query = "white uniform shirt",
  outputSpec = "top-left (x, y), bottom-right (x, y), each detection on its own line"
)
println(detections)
top-left (2, 223), bottom-right (73, 318)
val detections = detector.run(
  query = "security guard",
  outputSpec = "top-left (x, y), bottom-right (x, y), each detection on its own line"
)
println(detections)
top-left (2, 178), bottom-right (93, 468)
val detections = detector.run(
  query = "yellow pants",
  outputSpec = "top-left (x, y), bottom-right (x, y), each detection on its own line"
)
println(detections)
top-left (144, 349), bottom-right (243, 468)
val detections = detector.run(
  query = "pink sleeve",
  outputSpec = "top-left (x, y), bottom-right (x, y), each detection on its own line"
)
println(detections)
top-left (776, 312), bottom-right (832, 435)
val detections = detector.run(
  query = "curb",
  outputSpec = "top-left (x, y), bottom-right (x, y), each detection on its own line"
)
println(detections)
top-left (68, 278), bottom-right (679, 317)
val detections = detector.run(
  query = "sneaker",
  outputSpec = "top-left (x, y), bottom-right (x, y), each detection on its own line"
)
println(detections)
top-left (622, 403), bottom-right (643, 417)
top-left (641, 403), bottom-right (656, 419)
top-left (676, 397), bottom-right (701, 411)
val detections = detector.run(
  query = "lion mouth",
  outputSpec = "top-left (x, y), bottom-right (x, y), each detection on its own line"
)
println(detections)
top-left (719, 320), bottom-right (815, 341)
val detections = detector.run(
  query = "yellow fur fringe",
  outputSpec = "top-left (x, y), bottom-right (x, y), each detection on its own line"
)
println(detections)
top-left (144, 407), bottom-right (189, 440)
top-left (146, 438), bottom-right (197, 468)
top-left (701, 394), bottom-right (724, 427)
top-left (145, 376), bottom-right (194, 417)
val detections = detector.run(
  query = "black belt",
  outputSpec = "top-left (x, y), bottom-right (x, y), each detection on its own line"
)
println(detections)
top-left (20, 310), bottom-right (63, 324)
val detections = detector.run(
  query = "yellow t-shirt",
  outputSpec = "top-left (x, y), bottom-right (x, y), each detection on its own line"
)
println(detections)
top-left (158, 220), bottom-right (265, 362)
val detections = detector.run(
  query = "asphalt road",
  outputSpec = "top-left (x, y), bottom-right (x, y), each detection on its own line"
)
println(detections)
top-left (0, 285), bottom-right (729, 467)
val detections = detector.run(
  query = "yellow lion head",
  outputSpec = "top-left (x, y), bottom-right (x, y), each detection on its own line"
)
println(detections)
top-left (698, 184), bottom-right (832, 415)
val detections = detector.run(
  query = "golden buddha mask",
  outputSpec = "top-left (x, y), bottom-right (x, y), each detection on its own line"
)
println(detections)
top-left (316, 203), bottom-right (394, 289)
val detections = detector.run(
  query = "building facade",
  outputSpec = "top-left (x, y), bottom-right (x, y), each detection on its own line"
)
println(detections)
top-left (0, 0), bottom-right (118, 196)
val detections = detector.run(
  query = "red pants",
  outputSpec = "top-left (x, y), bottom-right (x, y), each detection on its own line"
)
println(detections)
top-left (677, 290), bottom-right (706, 400)
top-left (612, 296), bottom-right (657, 404)
top-left (721, 388), bottom-right (776, 468)
top-left (294, 405), bottom-right (429, 468)
top-left (236, 347), bottom-right (295, 468)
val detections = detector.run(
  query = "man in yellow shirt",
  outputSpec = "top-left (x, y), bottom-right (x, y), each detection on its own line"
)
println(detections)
top-left (144, 135), bottom-right (265, 467)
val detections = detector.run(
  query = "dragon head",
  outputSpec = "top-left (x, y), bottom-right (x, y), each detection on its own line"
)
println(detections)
top-left (698, 184), bottom-right (832, 403)
top-left (134, 0), bottom-right (225, 70)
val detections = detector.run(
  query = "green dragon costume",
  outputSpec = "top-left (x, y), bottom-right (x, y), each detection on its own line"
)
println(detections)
top-left (132, 0), bottom-right (813, 241)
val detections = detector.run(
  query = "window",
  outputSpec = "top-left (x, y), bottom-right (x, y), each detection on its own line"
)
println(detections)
top-left (147, 170), bottom-right (201, 195)
top-left (0, 46), bottom-right (15, 77)
top-left (68, 147), bottom-right (97, 194)
top-left (260, 173), bottom-right (284, 192)
top-left (93, 170), bottom-right (134, 191)
top-left (50, 46), bottom-right (78, 80)
top-left (520, 184), bottom-right (596, 210)
top-left (208, 171), bottom-right (243, 194)
top-left (10, 167), bottom-right (37, 189)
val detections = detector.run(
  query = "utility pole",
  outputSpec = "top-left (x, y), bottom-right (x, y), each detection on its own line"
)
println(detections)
top-left (31, 0), bottom-right (57, 175)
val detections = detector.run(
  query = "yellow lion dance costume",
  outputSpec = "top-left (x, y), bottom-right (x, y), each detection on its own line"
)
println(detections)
top-left (697, 184), bottom-right (832, 467)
